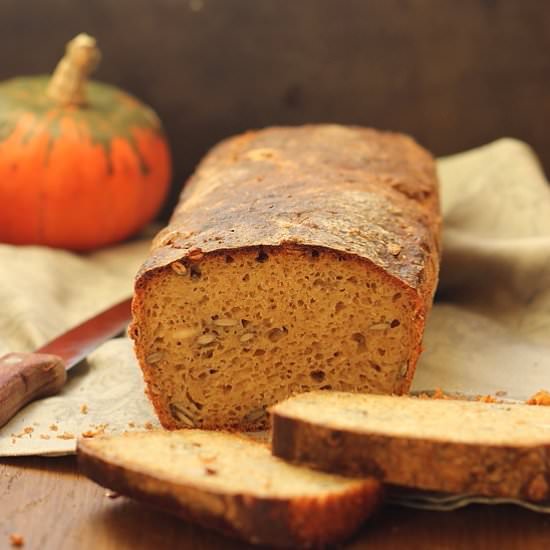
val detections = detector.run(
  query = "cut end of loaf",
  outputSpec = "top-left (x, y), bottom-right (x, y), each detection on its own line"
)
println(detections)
top-left (131, 245), bottom-right (424, 430)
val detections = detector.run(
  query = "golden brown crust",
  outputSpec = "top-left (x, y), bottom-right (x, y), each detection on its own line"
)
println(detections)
top-left (286, 480), bottom-right (382, 545)
top-left (131, 124), bottom-right (441, 425)
top-left (77, 437), bottom-right (382, 547)
top-left (138, 125), bottom-right (440, 292)
top-left (271, 412), bottom-right (550, 502)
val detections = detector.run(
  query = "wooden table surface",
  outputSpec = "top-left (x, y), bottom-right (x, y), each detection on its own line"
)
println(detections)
top-left (1, 457), bottom-right (549, 550)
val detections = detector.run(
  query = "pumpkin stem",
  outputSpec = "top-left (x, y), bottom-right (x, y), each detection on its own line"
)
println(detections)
top-left (47, 33), bottom-right (101, 107)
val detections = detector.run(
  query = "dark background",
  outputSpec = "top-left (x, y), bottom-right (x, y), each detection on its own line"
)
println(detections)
top-left (1, 0), bottom-right (549, 216)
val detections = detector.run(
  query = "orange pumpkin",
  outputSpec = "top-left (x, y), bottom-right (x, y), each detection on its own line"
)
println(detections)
top-left (0, 33), bottom-right (171, 251)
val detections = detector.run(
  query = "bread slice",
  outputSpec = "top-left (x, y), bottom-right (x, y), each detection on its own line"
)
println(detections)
top-left (130, 124), bottom-right (441, 430)
top-left (270, 391), bottom-right (550, 501)
top-left (77, 429), bottom-right (382, 548)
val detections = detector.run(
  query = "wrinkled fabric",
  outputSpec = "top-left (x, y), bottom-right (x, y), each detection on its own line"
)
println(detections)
top-left (414, 139), bottom-right (550, 398)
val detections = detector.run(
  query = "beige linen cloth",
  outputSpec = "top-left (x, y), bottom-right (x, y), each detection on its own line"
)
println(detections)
top-left (0, 138), bottom-right (549, 509)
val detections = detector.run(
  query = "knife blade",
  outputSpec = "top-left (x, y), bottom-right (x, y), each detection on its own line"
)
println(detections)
top-left (0, 297), bottom-right (132, 428)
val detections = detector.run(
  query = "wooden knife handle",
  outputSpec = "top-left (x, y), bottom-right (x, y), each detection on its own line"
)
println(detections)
top-left (0, 352), bottom-right (67, 428)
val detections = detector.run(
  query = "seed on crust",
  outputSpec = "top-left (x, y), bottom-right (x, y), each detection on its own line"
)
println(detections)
top-left (171, 262), bottom-right (187, 275)
top-left (188, 248), bottom-right (204, 262)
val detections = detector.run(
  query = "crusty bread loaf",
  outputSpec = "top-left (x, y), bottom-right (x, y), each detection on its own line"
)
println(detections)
top-left (77, 430), bottom-right (381, 548)
top-left (270, 391), bottom-right (550, 501)
top-left (130, 124), bottom-right (441, 430)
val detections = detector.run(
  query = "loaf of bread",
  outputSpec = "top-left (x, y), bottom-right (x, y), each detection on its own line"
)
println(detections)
top-left (270, 391), bottom-right (550, 501)
top-left (130, 125), bottom-right (441, 430)
top-left (77, 430), bottom-right (381, 548)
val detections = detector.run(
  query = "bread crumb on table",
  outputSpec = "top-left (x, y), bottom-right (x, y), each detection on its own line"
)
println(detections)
top-left (9, 533), bottom-right (24, 547)
top-left (56, 432), bottom-right (75, 440)
top-left (432, 387), bottom-right (449, 400)
top-left (416, 388), bottom-right (453, 400)
top-left (127, 421), bottom-right (136, 428)
top-left (81, 424), bottom-right (108, 438)
top-left (49, 424), bottom-right (58, 431)
top-left (10, 427), bottom-right (35, 439)
top-left (144, 422), bottom-right (154, 430)
top-left (39, 434), bottom-right (51, 440)
top-left (477, 395), bottom-right (498, 403)
top-left (80, 404), bottom-right (89, 414)
top-left (526, 390), bottom-right (550, 406)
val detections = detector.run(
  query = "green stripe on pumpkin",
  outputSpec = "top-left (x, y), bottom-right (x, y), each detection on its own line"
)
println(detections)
top-left (0, 76), bottom-right (165, 174)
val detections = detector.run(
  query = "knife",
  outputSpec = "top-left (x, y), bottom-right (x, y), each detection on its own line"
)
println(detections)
top-left (0, 297), bottom-right (132, 428)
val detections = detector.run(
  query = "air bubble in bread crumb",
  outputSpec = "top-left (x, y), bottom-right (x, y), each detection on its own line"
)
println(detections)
top-left (256, 250), bottom-right (269, 262)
